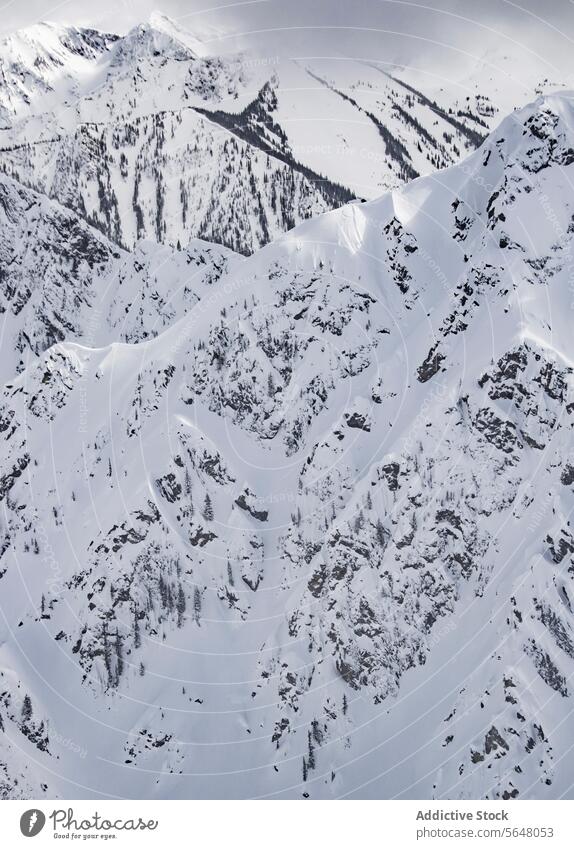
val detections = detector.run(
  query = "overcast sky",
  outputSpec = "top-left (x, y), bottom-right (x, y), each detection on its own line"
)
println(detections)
top-left (0, 0), bottom-right (572, 79)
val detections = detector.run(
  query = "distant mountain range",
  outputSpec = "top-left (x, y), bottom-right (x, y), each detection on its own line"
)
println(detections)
top-left (0, 13), bottom-right (567, 254)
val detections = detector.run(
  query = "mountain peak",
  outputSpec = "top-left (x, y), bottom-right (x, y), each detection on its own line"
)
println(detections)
top-left (147, 11), bottom-right (183, 35)
top-left (482, 88), bottom-right (574, 169)
top-left (1, 19), bottom-right (114, 54)
top-left (112, 10), bottom-right (207, 63)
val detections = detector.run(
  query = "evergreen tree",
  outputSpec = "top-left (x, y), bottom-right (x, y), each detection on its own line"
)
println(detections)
top-left (133, 612), bottom-right (141, 649)
top-left (375, 519), bottom-right (388, 548)
top-left (203, 494), bottom-right (214, 522)
top-left (115, 630), bottom-right (124, 684)
top-left (159, 574), bottom-right (168, 609)
top-left (307, 732), bottom-right (316, 770)
top-left (193, 587), bottom-right (202, 625)
top-left (21, 694), bottom-right (33, 723)
top-left (103, 622), bottom-right (112, 686)
top-left (176, 584), bottom-right (186, 628)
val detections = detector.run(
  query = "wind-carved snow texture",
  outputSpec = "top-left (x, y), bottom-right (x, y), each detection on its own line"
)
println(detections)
top-left (1, 14), bottom-right (574, 802)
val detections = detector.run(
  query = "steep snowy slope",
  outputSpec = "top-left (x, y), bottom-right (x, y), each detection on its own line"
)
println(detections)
top-left (0, 14), bottom-right (566, 254)
top-left (0, 171), bottom-right (237, 383)
top-left (0, 21), bottom-right (118, 129)
top-left (1, 91), bottom-right (574, 800)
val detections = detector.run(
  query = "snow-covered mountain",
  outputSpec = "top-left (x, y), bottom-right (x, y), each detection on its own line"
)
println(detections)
top-left (0, 171), bottom-right (238, 384)
top-left (1, 85), bottom-right (574, 800)
top-left (0, 14), bottom-right (567, 254)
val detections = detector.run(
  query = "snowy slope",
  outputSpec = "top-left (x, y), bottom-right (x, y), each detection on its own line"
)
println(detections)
top-left (0, 14), bottom-right (567, 254)
top-left (0, 21), bottom-right (118, 129)
top-left (0, 171), bottom-right (237, 383)
top-left (1, 90), bottom-right (574, 800)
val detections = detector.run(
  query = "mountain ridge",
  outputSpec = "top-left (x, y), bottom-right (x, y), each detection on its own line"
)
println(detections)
top-left (0, 88), bottom-right (573, 799)
top-left (0, 13), bottom-right (567, 254)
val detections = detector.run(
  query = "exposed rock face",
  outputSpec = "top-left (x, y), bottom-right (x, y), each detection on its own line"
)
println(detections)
top-left (1, 83), bottom-right (574, 801)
